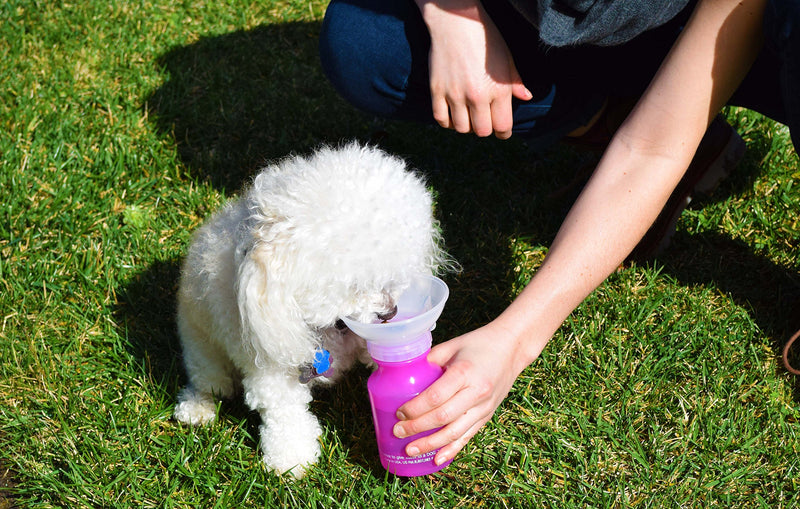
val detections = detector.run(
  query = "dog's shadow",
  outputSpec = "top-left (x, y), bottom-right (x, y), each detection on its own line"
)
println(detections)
top-left (120, 16), bottom-right (800, 478)
top-left (115, 259), bottom-right (184, 401)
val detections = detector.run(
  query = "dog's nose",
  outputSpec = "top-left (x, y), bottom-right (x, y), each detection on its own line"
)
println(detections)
top-left (334, 319), bottom-right (348, 331)
top-left (376, 305), bottom-right (398, 322)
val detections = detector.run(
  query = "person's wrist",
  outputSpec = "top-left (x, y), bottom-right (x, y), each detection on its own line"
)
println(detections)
top-left (415, 0), bottom-right (482, 25)
top-left (484, 315), bottom-right (547, 376)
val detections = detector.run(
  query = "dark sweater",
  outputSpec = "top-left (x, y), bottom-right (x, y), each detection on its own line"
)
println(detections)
top-left (508, 0), bottom-right (691, 46)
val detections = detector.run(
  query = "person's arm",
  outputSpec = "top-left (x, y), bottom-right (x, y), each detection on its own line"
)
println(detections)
top-left (415, 0), bottom-right (532, 139)
top-left (394, 0), bottom-right (768, 466)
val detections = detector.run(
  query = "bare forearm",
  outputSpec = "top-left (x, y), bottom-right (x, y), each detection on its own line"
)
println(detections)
top-left (497, 149), bottom-right (682, 366)
top-left (499, 0), bottom-right (767, 367)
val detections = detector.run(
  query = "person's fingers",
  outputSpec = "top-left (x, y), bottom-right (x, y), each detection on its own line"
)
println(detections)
top-left (468, 101), bottom-right (493, 137)
top-left (433, 419), bottom-right (487, 465)
top-left (402, 400), bottom-right (493, 462)
top-left (494, 65), bottom-right (529, 139)
top-left (394, 382), bottom-right (475, 440)
top-left (395, 360), bottom-right (468, 421)
top-left (512, 82), bottom-right (533, 102)
top-left (448, 100), bottom-right (472, 133)
top-left (395, 384), bottom-right (490, 447)
top-left (490, 97), bottom-right (514, 140)
top-left (431, 95), bottom-right (452, 129)
top-left (426, 338), bottom-right (460, 365)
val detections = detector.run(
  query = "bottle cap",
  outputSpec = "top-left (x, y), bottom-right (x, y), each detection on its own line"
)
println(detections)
top-left (367, 331), bottom-right (432, 363)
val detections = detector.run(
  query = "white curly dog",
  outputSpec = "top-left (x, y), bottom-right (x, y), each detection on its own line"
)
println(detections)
top-left (173, 143), bottom-right (448, 478)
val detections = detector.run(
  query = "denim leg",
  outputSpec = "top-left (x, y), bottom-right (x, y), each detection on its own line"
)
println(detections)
top-left (319, 0), bottom-right (431, 122)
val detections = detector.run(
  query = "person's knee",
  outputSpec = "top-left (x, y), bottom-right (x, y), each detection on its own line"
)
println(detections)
top-left (319, 1), bottom-right (396, 117)
top-left (319, 1), bottom-right (362, 96)
top-left (319, 0), bottom-right (427, 119)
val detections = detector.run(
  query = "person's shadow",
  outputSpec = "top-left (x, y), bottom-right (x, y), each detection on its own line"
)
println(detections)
top-left (654, 229), bottom-right (800, 394)
top-left (145, 22), bottom-right (379, 191)
top-left (116, 18), bottom-right (535, 474)
top-left (116, 17), bottom-right (800, 476)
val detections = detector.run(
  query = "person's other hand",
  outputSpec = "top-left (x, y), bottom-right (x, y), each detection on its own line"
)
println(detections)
top-left (418, 0), bottom-right (532, 139)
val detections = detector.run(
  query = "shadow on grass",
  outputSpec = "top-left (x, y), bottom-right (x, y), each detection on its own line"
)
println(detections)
top-left (656, 231), bottom-right (800, 384)
top-left (112, 254), bottom-right (388, 474)
top-left (129, 18), bottom-right (571, 474)
top-left (639, 114), bottom-right (800, 384)
top-left (146, 21), bottom-right (375, 192)
top-left (0, 440), bottom-right (19, 509)
top-left (121, 20), bottom-right (389, 473)
top-left (114, 259), bottom-right (184, 397)
top-left (112, 258), bottom-right (263, 454)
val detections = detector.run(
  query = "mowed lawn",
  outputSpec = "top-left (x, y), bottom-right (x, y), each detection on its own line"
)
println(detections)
top-left (1, 0), bottom-right (799, 507)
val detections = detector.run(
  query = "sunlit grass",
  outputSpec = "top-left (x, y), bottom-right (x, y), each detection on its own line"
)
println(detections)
top-left (1, 0), bottom-right (799, 506)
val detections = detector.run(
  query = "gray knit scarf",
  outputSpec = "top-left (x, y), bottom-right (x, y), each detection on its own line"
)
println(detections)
top-left (507, 0), bottom-right (691, 46)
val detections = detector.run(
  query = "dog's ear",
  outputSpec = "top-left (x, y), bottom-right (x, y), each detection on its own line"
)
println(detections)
top-left (236, 241), bottom-right (317, 368)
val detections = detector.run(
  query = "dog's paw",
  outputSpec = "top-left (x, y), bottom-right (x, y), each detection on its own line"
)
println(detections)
top-left (267, 456), bottom-right (316, 480)
top-left (259, 416), bottom-right (322, 479)
top-left (173, 387), bottom-right (217, 426)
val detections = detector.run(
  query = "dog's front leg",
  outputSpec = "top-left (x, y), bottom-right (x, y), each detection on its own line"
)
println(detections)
top-left (242, 369), bottom-right (322, 479)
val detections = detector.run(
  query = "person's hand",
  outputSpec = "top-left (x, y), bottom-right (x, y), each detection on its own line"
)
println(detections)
top-left (392, 320), bottom-right (541, 466)
top-left (417, 0), bottom-right (532, 139)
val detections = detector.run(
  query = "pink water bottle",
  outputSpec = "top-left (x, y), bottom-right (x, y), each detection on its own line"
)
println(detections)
top-left (367, 331), bottom-right (451, 475)
top-left (343, 275), bottom-right (451, 476)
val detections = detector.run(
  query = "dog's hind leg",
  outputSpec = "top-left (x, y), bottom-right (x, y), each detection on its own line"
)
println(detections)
top-left (174, 318), bottom-right (237, 426)
top-left (242, 369), bottom-right (322, 479)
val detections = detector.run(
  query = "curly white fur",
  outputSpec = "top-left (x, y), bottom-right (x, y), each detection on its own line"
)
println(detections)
top-left (174, 143), bottom-right (449, 478)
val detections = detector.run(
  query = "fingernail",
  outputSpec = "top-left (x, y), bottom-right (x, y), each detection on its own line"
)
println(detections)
top-left (396, 410), bottom-right (407, 421)
top-left (393, 423), bottom-right (407, 438)
top-left (434, 454), bottom-right (447, 466)
top-left (407, 446), bottom-right (419, 457)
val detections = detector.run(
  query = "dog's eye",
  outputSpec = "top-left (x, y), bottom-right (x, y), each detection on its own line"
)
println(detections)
top-left (376, 305), bottom-right (398, 322)
top-left (334, 319), bottom-right (348, 331)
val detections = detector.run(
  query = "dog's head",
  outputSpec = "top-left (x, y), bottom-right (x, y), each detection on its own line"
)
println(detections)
top-left (235, 143), bottom-right (453, 367)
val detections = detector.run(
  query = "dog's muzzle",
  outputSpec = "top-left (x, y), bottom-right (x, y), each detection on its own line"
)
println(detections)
top-left (376, 305), bottom-right (398, 322)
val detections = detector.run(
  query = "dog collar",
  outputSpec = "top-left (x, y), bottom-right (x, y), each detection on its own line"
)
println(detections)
top-left (299, 349), bottom-right (333, 383)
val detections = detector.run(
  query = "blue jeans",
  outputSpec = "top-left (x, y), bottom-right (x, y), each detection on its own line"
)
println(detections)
top-left (320, 0), bottom-right (799, 150)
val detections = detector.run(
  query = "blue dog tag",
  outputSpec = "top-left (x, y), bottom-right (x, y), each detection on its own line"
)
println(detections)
top-left (313, 349), bottom-right (332, 374)
top-left (299, 348), bottom-right (333, 383)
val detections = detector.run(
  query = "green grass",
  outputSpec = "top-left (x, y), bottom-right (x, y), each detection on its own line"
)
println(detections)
top-left (2, 0), bottom-right (800, 507)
